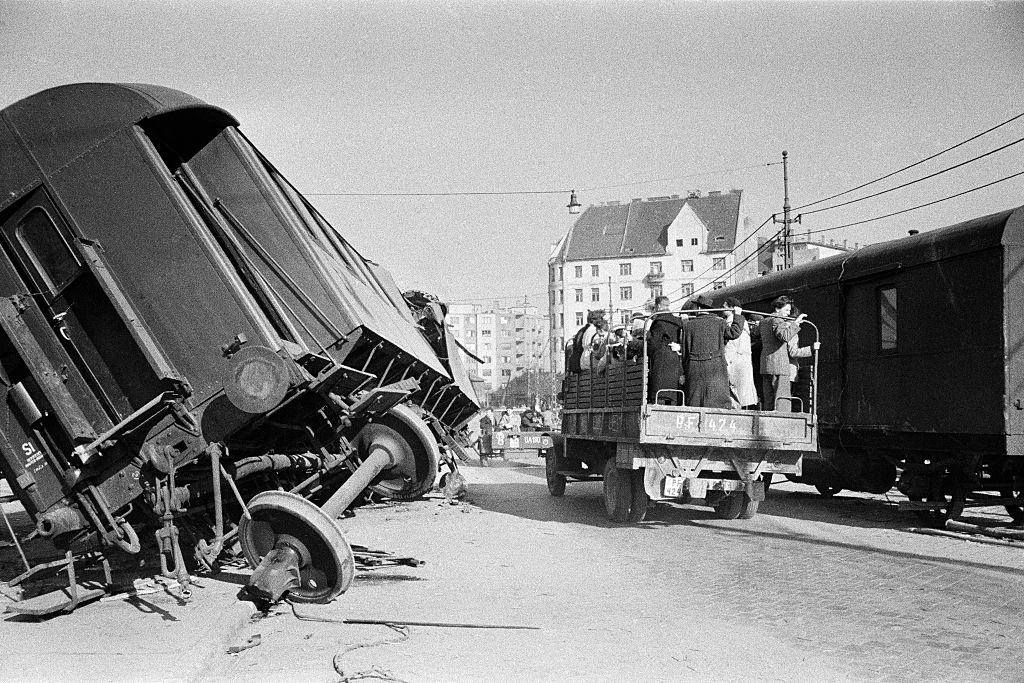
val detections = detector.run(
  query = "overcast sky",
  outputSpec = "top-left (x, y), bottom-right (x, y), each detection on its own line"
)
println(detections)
top-left (3, 1), bottom-right (1023, 307)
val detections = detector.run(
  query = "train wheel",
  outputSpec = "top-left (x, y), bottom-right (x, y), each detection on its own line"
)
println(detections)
top-left (355, 404), bottom-right (438, 500)
top-left (603, 458), bottom-right (631, 522)
top-left (714, 493), bottom-right (745, 520)
top-left (913, 489), bottom-right (967, 526)
top-left (815, 484), bottom-right (842, 497)
top-left (627, 468), bottom-right (649, 523)
top-left (239, 491), bottom-right (355, 604)
top-left (546, 452), bottom-right (566, 497)
top-left (1001, 486), bottom-right (1024, 524)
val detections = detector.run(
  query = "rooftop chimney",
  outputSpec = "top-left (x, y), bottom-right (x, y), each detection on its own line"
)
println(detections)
top-left (908, 229), bottom-right (919, 236)
top-left (708, 190), bottom-right (721, 196)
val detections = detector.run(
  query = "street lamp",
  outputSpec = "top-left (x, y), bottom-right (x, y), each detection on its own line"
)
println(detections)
top-left (567, 190), bottom-right (582, 215)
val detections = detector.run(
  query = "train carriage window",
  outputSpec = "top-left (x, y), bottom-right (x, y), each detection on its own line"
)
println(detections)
top-left (16, 208), bottom-right (81, 294)
top-left (878, 285), bottom-right (897, 351)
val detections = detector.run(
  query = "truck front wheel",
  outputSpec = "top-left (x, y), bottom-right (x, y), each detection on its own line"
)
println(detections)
top-left (546, 452), bottom-right (566, 497)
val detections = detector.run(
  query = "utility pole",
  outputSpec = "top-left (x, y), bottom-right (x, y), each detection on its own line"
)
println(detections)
top-left (772, 150), bottom-right (801, 270)
top-left (607, 276), bottom-right (613, 323)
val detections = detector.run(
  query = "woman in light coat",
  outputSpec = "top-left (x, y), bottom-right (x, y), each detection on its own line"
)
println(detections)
top-left (722, 297), bottom-right (758, 408)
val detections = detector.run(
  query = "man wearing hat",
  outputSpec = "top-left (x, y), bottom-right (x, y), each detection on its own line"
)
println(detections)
top-left (679, 294), bottom-right (743, 408)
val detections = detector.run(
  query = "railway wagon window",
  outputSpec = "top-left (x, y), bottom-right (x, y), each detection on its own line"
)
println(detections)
top-left (878, 285), bottom-right (897, 351)
top-left (16, 208), bottom-right (81, 293)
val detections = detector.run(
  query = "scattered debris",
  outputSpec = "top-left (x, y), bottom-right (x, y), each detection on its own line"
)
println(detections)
top-left (352, 545), bottom-right (424, 570)
top-left (343, 617), bottom-right (540, 630)
top-left (908, 527), bottom-right (1024, 548)
top-left (227, 633), bottom-right (262, 654)
top-left (332, 623), bottom-right (410, 683)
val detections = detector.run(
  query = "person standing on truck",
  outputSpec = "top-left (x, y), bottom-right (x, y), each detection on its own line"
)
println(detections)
top-left (647, 295), bottom-right (685, 405)
top-left (722, 297), bottom-right (759, 409)
top-left (758, 296), bottom-right (806, 411)
top-left (679, 294), bottom-right (743, 409)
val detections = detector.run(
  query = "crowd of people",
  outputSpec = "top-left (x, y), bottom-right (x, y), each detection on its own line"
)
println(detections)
top-left (565, 294), bottom-right (818, 412)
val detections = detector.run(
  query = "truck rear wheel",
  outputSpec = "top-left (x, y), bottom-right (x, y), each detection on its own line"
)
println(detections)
top-left (603, 458), bottom-right (631, 522)
top-left (714, 493), bottom-right (744, 520)
top-left (739, 495), bottom-right (759, 519)
top-left (627, 468), bottom-right (648, 522)
top-left (546, 452), bottom-right (566, 497)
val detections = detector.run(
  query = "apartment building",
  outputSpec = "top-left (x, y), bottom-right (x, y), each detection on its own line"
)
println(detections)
top-left (446, 302), bottom-right (549, 393)
top-left (547, 190), bottom-right (744, 372)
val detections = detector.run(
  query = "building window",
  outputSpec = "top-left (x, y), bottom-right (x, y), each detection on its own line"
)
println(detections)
top-left (558, 266), bottom-right (563, 280)
top-left (620, 286), bottom-right (632, 300)
top-left (501, 356), bottom-right (511, 363)
top-left (591, 265), bottom-right (599, 277)
top-left (620, 311), bottom-right (630, 325)
top-left (681, 283), bottom-right (694, 296)
top-left (559, 313), bottom-right (564, 328)
top-left (574, 265), bottom-right (583, 278)
top-left (501, 369), bottom-right (512, 377)
top-left (501, 330), bottom-right (511, 337)
top-left (776, 264), bottom-right (785, 272)
top-left (713, 281), bottom-right (725, 290)
top-left (650, 261), bottom-right (662, 274)
top-left (878, 285), bottom-right (897, 351)
top-left (481, 329), bottom-right (492, 336)
top-left (574, 289), bottom-right (583, 302)
top-left (691, 238), bottom-right (699, 246)
top-left (558, 290), bottom-right (564, 303)
top-left (713, 257), bottom-right (726, 270)
top-left (482, 369), bottom-right (492, 377)
top-left (549, 291), bottom-right (556, 306)
top-left (483, 356), bottom-right (492, 363)
top-left (652, 285), bottom-right (663, 297)
top-left (549, 267), bottom-right (556, 282)
top-left (620, 263), bottom-right (631, 276)
top-left (575, 312), bottom-right (584, 326)
top-left (675, 239), bottom-right (684, 247)
top-left (680, 260), bottom-right (693, 272)
top-left (591, 288), bottom-right (600, 302)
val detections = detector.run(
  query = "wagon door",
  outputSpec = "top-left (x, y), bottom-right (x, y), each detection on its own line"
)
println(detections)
top-left (840, 279), bottom-right (902, 426)
top-left (0, 189), bottom-right (164, 422)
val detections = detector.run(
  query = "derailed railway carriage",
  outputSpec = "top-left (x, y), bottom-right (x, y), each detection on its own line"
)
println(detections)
top-left (712, 207), bottom-right (1024, 522)
top-left (0, 83), bottom-right (470, 612)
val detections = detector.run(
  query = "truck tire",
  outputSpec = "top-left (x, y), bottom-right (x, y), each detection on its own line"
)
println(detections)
top-left (627, 468), bottom-right (648, 522)
top-left (603, 458), bottom-right (631, 522)
top-left (714, 493), bottom-right (744, 520)
top-left (546, 451), bottom-right (566, 497)
top-left (739, 495), bottom-right (759, 519)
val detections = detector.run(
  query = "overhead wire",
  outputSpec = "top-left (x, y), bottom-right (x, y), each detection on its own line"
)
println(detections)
top-left (305, 161), bottom-right (772, 198)
top-left (804, 168), bottom-right (1024, 236)
top-left (797, 134), bottom-right (1024, 218)
top-left (794, 110), bottom-right (1024, 211)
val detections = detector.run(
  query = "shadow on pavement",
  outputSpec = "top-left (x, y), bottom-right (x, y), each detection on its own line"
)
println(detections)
top-left (755, 487), bottom-right (904, 530)
top-left (688, 518), bottom-right (1024, 578)
top-left (467, 480), bottom-right (725, 530)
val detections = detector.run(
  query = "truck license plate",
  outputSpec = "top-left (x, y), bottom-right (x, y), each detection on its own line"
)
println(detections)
top-left (663, 476), bottom-right (684, 497)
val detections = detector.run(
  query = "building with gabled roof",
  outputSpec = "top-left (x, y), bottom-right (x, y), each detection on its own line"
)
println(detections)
top-left (547, 189), bottom-right (745, 372)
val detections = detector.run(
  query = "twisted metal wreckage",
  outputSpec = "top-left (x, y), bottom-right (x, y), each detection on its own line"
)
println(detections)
top-left (0, 83), bottom-right (479, 615)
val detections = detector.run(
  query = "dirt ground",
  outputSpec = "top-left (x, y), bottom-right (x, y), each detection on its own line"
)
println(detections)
top-left (2, 455), bottom-right (1023, 682)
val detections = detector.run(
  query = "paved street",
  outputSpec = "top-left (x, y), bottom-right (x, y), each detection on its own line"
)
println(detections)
top-left (2, 456), bottom-right (1023, 682)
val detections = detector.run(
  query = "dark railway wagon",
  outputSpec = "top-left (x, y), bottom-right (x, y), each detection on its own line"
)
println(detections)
top-left (712, 207), bottom-right (1024, 521)
top-left (0, 83), bottom-right (459, 611)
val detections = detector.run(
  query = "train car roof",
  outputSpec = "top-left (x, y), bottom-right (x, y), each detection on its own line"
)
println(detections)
top-left (715, 206), bottom-right (1024, 304)
top-left (1, 83), bottom-right (236, 200)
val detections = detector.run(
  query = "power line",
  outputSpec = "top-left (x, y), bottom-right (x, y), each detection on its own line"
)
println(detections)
top-left (304, 160), bottom-right (772, 198)
top-left (797, 134), bottom-right (1024, 218)
top-left (680, 225), bottom-right (787, 302)
top-left (794, 110), bottom-right (1024, 211)
top-left (804, 168), bottom-right (1024, 236)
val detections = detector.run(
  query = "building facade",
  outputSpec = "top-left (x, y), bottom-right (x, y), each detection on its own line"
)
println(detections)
top-left (547, 190), bottom-right (745, 373)
top-left (446, 302), bottom-right (550, 394)
top-left (753, 231), bottom-right (860, 277)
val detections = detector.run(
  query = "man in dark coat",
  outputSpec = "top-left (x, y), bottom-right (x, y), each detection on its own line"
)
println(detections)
top-left (646, 295), bottom-right (685, 405)
top-left (679, 294), bottom-right (743, 409)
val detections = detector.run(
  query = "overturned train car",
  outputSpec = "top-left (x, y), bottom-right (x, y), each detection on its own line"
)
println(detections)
top-left (712, 207), bottom-right (1024, 521)
top-left (0, 83), bottom-right (464, 609)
